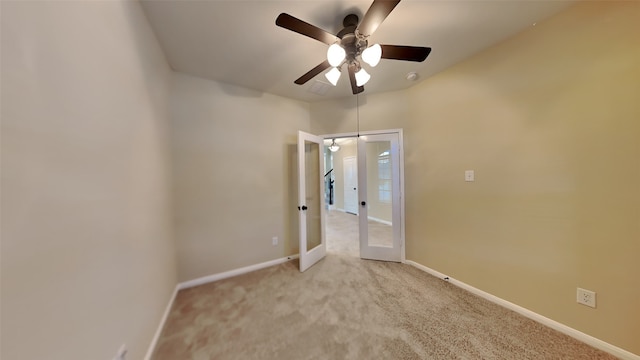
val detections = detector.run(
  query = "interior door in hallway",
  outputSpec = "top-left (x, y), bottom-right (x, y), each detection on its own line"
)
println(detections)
top-left (358, 133), bottom-right (402, 262)
top-left (343, 156), bottom-right (358, 215)
top-left (297, 131), bottom-right (326, 272)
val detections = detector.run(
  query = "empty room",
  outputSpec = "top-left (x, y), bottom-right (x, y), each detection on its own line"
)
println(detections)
top-left (1, 0), bottom-right (638, 359)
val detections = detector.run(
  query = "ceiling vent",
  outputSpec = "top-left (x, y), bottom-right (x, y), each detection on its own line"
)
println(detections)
top-left (307, 80), bottom-right (331, 96)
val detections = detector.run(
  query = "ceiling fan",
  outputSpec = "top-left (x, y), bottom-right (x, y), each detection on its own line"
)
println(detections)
top-left (276, 0), bottom-right (431, 95)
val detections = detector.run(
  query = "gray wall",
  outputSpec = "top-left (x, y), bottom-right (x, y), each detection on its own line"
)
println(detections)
top-left (169, 73), bottom-right (310, 281)
top-left (1, 2), bottom-right (177, 359)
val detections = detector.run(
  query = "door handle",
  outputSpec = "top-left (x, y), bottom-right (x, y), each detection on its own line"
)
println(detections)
top-left (300, 205), bottom-right (308, 211)
top-left (361, 201), bottom-right (366, 206)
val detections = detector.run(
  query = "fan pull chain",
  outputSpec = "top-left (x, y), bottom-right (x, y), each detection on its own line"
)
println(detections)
top-left (356, 93), bottom-right (360, 137)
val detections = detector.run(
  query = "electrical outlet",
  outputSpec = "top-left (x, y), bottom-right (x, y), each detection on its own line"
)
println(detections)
top-left (577, 288), bottom-right (596, 308)
top-left (272, 236), bottom-right (278, 246)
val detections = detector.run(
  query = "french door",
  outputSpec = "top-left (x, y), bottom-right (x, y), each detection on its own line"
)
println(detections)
top-left (297, 131), bottom-right (326, 272)
top-left (297, 130), bottom-right (403, 271)
top-left (357, 133), bottom-right (402, 262)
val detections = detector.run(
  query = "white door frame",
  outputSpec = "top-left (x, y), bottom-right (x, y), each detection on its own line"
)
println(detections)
top-left (322, 129), bottom-right (406, 263)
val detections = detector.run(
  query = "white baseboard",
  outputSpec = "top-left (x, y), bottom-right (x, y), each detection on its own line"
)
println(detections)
top-left (405, 260), bottom-right (639, 360)
top-left (144, 255), bottom-right (298, 358)
top-left (178, 255), bottom-right (299, 290)
top-left (143, 285), bottom-right (179, 360)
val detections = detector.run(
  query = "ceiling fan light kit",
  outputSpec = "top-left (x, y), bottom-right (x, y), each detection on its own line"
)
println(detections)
top-left (361, 43), bottom-right (382, 67)
top-left (325, 67), bottom-right (342, 86)
top-left (325, 40), bottom-right (380, 86)
top-left (355, 67), bottom-right (371, 87)
top-left (327, 43), bottom-right (346, 67)
top-left (276, 0), bottom-right (432, 95)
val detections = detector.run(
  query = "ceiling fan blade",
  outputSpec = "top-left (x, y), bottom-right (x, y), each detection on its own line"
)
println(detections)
top-left (294, 60), bottom-right (331, 85)
top-left (348, 64), bottom-right (365, 95)
top-left (357, 0), bottom-right (401, 36)
top-left (380, 45), bottom-right (432, 62)
top-left (276, 13), bottom-right (338, 45)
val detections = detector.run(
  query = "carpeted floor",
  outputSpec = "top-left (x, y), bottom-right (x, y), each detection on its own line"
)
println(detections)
top-left (325, 209), bottom-right (360, 256)
top-left (152, 253), bottom-right (617, 359)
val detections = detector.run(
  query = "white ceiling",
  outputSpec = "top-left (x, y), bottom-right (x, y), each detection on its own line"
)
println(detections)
top-left (140, 0), bottom-right (574, 103)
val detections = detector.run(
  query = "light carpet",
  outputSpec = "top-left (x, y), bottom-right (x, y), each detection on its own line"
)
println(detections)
top-left (152, 254), bottom-right (616, 359)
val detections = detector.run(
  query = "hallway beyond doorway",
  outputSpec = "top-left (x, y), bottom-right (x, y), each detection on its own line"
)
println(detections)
top-left (325, 210), bottom-right (392, 257)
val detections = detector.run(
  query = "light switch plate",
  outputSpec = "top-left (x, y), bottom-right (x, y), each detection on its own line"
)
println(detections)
top-left (465, 170), bottom-right (475, 182)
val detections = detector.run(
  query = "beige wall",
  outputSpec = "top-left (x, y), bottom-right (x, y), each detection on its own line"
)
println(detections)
top-left (1, 2), bottom-right (177, 360)
top-left (310, 89), bottom-right (411, 135)
top-left (169, 73), bottom-right (310, 282)
top-left (312, 1), bottom-right (640, 355)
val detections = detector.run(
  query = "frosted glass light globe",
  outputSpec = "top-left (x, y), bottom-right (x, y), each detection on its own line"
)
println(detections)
top-left (325, 67), bottom-right (341, 86)
top-left (327, 44), bottom-right (346, 67)
top-left (362, 44), bottom-right (382, 67)
top-left (355, 68), bottom-right (370, 86)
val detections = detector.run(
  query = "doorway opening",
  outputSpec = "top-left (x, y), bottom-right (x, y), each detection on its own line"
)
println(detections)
top-left (324, 137), bottom-right (360, 256)
top-left (322, 130), bottom-right (404, 262)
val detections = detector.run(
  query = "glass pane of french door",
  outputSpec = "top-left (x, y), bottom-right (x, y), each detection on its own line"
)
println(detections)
top-left (298, 131), bottom-right (326, 272)
top-left (358, 133), bottom-right (401, 262)
top-left (305, 139), bottom-right (322, 252)
top-left (365, 140), bottom-right (393, 247)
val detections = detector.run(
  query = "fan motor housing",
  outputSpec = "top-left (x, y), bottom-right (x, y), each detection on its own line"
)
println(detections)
top-left (337, 14), bottom-right (367, 63)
